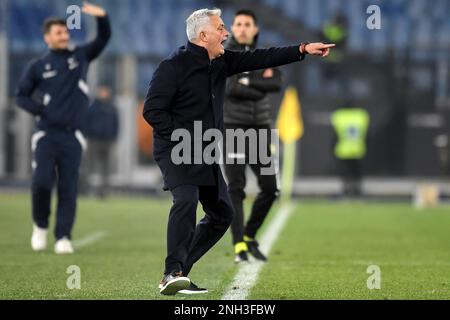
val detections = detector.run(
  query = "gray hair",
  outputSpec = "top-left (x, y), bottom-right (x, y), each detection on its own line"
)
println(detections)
top-left (186, 8), bottom-right (222, 42)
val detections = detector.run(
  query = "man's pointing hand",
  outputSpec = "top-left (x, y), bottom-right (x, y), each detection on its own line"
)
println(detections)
top-left (300, 43), bottom-right (336, 57)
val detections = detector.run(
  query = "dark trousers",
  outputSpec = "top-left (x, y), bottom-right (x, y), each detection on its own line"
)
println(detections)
top-left (165, 184), bottom-right (234, 276)
top-left (224, 124), bottom-right (279, 245)
top-left (31, 130), bottom-right (83, 240)
top-left (88, 140), bottom-right (113, 198)
top-left (225, 163), bottom-right (278, 244)
top-left (338, 159), bottom-right (362, 196)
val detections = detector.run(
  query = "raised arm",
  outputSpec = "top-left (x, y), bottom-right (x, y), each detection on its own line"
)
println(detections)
top-left (79, 2), bottom-right (111, 62)
top-left (143, 60), bottom-right (177, 141)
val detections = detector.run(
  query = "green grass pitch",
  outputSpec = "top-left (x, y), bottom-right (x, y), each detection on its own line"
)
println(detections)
top-left (1, 193), bottom-right (449, 299)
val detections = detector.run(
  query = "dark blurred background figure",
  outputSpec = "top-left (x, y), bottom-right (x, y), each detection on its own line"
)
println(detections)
top-left (434, 112), bottom-right (450, 176)
top-left (83, 85), bottom-right (119, 198)
top-left (331, 103), bottom-right (370, 197)
top-left (223, 9), bottom-right (282, 264)
top-left (321, 11), bottom-right (349, 96)
top-left (321, 11), bottom-right (348, 64)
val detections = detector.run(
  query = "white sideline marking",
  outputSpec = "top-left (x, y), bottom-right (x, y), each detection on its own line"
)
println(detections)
top-left (73, 231), bottom-right (107, 249)
top-left (222, 204), bottom-right (295, 300)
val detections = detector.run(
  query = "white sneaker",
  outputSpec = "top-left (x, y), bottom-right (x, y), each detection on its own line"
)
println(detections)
top-left (54, 237), bottom-right (74, 254)
top-left (31, 225), bottom-right (48, 251)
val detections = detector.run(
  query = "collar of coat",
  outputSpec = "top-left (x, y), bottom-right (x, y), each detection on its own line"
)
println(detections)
top-left (186, 41), bottom-right (211, 61)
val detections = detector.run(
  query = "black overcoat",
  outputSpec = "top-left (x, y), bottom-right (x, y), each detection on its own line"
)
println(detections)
top-left (143, 41), bottom-right (304, 197)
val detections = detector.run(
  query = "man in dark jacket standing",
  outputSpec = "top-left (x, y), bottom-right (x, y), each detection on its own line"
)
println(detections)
top-left (143, 8), bottom-right (334, 295)
top-left (224, 10), bottom-right (282, 263)
top-left (83, 85), bottom-right (119, 198)
top-left (15, 2), bottom-right (110, 254)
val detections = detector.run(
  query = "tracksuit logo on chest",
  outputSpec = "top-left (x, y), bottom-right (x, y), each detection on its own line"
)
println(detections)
top-left (67, 57), bottom-right (79, 70)
top-left (42, 64), bottom-right (57, 79)
top-left (41, 56), bottom-right (79, 79)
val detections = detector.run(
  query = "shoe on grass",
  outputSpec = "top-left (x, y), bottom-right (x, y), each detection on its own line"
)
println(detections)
top-left (54, 237), bottom-right (74, 254)
top-left (234, 241), bottom-right (249, 263)
top-left (159, 271), bottom-right (190, 295)
top-left (244, 236), bottom-right (267, 261)
top-left (31, 224), bottom-right (48, 251)
top-left (178, 282), bottom-right (208, 294)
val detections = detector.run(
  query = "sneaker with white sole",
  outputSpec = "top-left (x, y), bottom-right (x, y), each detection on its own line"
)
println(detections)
top-left (159, 271), bottom-right (190, 295)
top-left (234, 251), bottom-right (249, 263)
top-left (234, 241), bottom-right (249, 263)
top-left (31, 225), bottom-right (48, 251)
top-left (178, 282), bottom-right (208, 294)
top-left (54, 237), bottom-right (74, 254)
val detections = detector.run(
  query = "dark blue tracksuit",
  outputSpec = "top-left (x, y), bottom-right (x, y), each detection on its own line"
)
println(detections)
top-left (15, 16), bottom-right (111, 240)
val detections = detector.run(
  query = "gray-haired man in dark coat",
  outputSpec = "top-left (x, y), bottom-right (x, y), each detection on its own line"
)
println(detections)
top-left (143, 8), bottom-right (334, 295)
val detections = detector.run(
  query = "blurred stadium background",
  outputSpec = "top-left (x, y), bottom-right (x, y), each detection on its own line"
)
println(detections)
top-left (0, 0), bottom-right (449, 199)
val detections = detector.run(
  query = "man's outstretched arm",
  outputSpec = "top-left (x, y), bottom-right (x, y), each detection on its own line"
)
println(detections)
top-left (225, 43), bottom-right (335, 77)
top-left (79, 2), bottom-right (111, 62)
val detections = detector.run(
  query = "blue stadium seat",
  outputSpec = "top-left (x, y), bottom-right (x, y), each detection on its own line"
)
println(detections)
top-left (6, 0), bottom-right (449, 58)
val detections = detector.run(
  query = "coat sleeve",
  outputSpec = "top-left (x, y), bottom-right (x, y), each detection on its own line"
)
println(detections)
top-left (143, 60), bottom-right (177, 141)
top-left (248, 68), bottom-right (283, 93)
top-left (79, 15), bottom-right (111, 62)
top-left (225, 74), bottom-right (265, 101)
top-left (224, 46), bottom-right (305, 77)
top-left (15, 61), bottom-right (44, 115)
